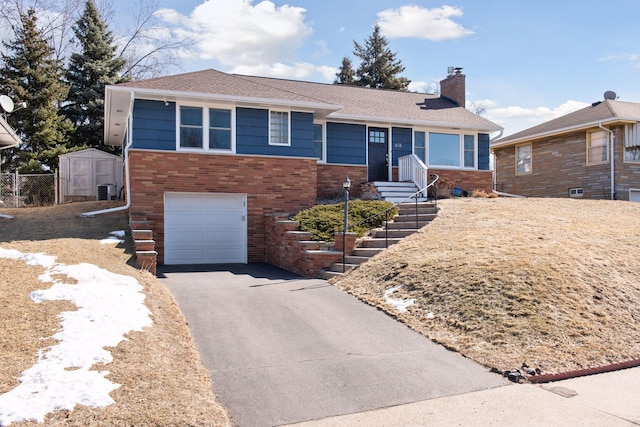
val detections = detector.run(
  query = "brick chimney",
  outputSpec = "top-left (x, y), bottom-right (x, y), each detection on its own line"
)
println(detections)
top-left (440, 67), bottom-right (466, 107)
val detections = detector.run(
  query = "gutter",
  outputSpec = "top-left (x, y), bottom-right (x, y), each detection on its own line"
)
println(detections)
top-left (598, 123), bottom-right (615, 200)
top-left (81, 93), bottom-right (135, 217)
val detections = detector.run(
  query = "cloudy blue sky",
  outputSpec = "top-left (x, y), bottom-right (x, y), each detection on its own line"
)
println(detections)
top-left (113, 0), bottom-right (640, 136)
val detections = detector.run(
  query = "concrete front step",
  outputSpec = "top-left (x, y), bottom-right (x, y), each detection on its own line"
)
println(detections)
top-left (385, 220), bottom-right (433, 229)
top-left (359, 237), bottom-right (402, 248)
top-left (320, 270), bottom-right (344, 280)
top-left (330, 263), bottom-right (357, 273)
top-left (372, 181), bottom-right (418, 188)
top-left (372, 228), bottom-right (419, 238)
top-left (384, 196), bottom-right (429, 204)
top-left (345, 255), bottom-right (370, 264)
top-left (352, 247), bottom-right (385, 257)
top-left (393, 213), bottom-right (438, 222)
top-left (397, 203), bottom-right (437, 214)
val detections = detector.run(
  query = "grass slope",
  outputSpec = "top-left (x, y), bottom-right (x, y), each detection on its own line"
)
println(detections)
top-left (333, 197), bottom-right (640, 374)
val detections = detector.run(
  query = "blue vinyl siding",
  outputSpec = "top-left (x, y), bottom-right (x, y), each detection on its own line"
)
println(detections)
top-left (236, 108), bottom-right (314, 157)
top-left (132, 99), bottom-right (176, 150)
top-left (326, 123), bottom-right (366, 165)
top-left (391, 127), bottom-right (412, 166)
top-left (478, 133), bottom-right (490, 170)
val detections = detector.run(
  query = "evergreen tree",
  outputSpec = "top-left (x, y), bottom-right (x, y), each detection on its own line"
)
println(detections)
top-left (65, 0), bottom-right (127, 148)
top-left (352, 24), bottom-right (410, 91)
top-left (334, 56), bottom-right (356, 85)
top-left (0, 8), bottom-right (73, 173)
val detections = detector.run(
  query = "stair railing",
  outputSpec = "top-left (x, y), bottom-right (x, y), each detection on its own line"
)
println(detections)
top-left (348, 173), bottom-right (440, 249)
top-left (398, 154), bottom-right (428, 191)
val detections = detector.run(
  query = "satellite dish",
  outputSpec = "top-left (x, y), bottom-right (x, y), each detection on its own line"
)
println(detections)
top-left (603, 90), bottom-right (617, 100)
top-left (0, 95), bottom-right (14, 113)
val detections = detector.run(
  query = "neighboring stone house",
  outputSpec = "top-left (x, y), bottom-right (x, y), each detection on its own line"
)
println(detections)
top-left (103, 68), bottom-right (501, 266)
top-left (492, 96), bottom-right (640, 202)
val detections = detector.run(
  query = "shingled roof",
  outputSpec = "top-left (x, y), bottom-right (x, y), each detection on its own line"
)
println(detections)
top-left (492, 99), bottom-right (640, 148)
top-left (113, 69), bottom-right (501, 132)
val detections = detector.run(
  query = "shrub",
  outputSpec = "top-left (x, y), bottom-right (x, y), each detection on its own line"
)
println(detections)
top-left (293, 199), bottom-right (398, 241)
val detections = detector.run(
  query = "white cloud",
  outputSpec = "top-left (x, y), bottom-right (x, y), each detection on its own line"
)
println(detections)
top-left (156, 0), bottom-right (312, 66)
top-left (597, 52), bottom-right (640, 68)
top-left (230, 62), bottom-right (337, 82)
top-left (377, 5), bottom-right (473, 40)
top-left (408, 80), bottom-right (438, 94)
top-left (478, 99), bottom-right (590, 136)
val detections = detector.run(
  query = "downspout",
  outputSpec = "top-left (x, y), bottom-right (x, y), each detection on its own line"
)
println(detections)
top-left (598, 123), bottom-right (615, 200)
top-left (490, 129), bottom-right (504, 192)
top-left (81, 93), bottom-right (134, 217)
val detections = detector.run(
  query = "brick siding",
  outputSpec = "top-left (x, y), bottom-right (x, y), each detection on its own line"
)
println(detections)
top-left (494, 125), bottom-right (640, 200)
top-left (317, 164), bottom-right (368, 198)
top-left (430, 168), bottom-right (493, 193)
top-left (129, 151), bottom-right (318, 264)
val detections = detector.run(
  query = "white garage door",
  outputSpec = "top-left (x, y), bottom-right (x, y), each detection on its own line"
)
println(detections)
top-left (630, 189), bottom-right (640, 203)
top-left (164, 192), bottom-right (247, 265)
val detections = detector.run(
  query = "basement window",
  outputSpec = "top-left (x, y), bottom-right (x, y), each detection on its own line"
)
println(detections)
top-left (569, 188), bottom-right (583, 198)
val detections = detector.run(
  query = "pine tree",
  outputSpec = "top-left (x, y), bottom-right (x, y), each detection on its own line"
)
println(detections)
top-left (65, 0), bottom-right (127, 148)
top-left (352, 24), bottom-right (410, 91)
top-left (334, 56), bottom-right (356, 85)
top-left (0, 8), bottom-right (73, 173)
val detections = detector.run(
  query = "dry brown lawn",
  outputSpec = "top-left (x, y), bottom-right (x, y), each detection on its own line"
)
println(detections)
top-left (333, 197), bottom-right (640, 375)
top-left (0, 201), bottom-right (230, 426)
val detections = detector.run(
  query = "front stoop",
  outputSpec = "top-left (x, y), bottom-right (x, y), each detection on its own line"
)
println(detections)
top-left (320, 201), bottom-right (437, 280)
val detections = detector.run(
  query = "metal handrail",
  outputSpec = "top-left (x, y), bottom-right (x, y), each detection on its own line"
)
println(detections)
top-left (347, 174), bottom-right (440, 247)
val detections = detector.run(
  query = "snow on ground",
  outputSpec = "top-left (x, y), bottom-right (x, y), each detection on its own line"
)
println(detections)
top-left (99, 229), bottom-right (126, 244)
top-left (384, 285), bottom-right (415, 313)
top-left (0, 243), bottom-right (152, 426)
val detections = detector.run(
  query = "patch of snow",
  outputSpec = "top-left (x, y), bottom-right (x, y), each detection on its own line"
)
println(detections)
top-left (0, 247), bottom-right (152, 426)
top-left (0, 214), bottom-right (13, 219)
top-left (384, 285), bottom-right (415, 313)
top-left (99, 230), bottom-right (125, 245)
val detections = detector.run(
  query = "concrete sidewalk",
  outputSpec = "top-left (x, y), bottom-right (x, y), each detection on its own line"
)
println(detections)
top-left (287, 366), bottom-right (640, 426)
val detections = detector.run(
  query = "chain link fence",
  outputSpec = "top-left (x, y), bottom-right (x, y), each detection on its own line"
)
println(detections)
top-left (0, 172), bottom-right (57, 208)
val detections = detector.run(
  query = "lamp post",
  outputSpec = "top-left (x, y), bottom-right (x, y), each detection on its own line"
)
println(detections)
top-left (342, 176), bottom-right (351, 273)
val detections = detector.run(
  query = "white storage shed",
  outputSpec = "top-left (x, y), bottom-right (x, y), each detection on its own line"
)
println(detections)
top-left (59, 148), bottom-right (124, 203)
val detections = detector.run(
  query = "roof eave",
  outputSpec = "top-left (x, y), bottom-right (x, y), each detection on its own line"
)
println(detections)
top-left (327, 113), bottom-right (502, 133)
top-left (0, 116), bottom-right (22, 150)
top-left (107, 85), bottom-right (342, 114)
top-left (491, 118), bottom-right (636, 149)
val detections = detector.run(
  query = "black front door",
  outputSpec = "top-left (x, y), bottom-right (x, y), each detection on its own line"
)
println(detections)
top-left (368, 127), bottom-right (388, 182)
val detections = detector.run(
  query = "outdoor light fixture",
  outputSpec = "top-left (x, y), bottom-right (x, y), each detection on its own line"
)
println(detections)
top-left (342, 176), bottom-right (351, 273)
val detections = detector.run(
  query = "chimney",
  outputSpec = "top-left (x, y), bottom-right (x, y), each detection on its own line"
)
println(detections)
top-left (440, 67), bottom-right (466, 107)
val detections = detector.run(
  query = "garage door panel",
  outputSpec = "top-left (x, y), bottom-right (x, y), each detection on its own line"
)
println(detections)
top-left (164, 192), bottom-right (247, 265)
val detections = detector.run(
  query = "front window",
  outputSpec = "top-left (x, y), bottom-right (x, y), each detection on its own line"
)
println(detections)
top-left (313, 123), bottom-right (324, 160)
top-left (464, 135), bottom-right (475, 167)
top-left (587, 130), bottom-right (608, 164)
top-left (429, 132), bottom-right (460, 166)
top-left (625, 124), bottom-right (640, 162)
top-left (179, 106), bottom-right (203, 148)
top-left (178, 105), bottom-right (233, 151)
top-left (516, 144), bottom-right (532, 174)
top-left (270, 111), bottom-right (290, 145)
top-left (414, 131), bottom-right (426, 163)
top-left (209, 108), bottom-right (231, 150)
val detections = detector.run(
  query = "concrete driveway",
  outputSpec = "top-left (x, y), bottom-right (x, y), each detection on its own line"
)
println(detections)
top-left (159, 263), bottom-right (507, 427)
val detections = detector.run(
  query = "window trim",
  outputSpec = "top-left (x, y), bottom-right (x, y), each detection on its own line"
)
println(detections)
top-left (313, 121), bottom-right (326, 162)
top-left (515, 143), bottom-right (532, 175)
top-left (586, 129), bottom-right (609, 165)
top-left (176, 102), bottom-right (235, 153)
top-left (569, 188), bottom-right (583, 198)
top-left (269, 110), bottom-right (291, 146)
top-left (412, 130), bottom-right (477, 169)
top-left (624, 123), bottom-right (640, 163)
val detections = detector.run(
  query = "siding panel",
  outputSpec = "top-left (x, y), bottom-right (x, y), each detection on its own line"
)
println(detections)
top-left (326, 122), bottom-right (366, 165)
top-left (132, 99), bottom-right (176, 150)
top-left (391, 127), bottom-right (412, 166)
